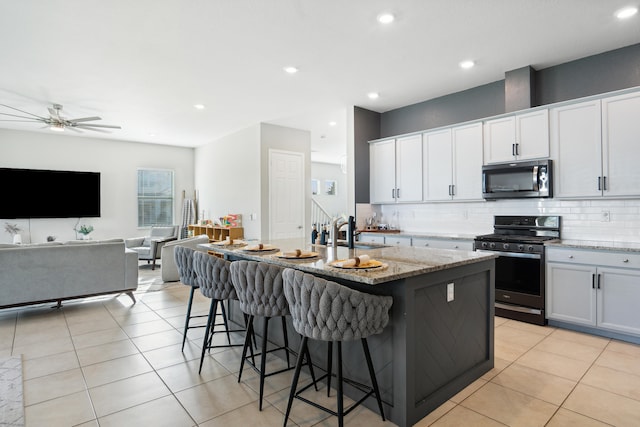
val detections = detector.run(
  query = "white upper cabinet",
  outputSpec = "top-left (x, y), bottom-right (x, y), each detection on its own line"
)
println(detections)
top-left (370, 134), bottom-right (422, 204)
top-left (451, 123), bottom-right (483, 200)
top-left (483, 109), bottom-right (549, 164)
top-left (423, 123), bottom-right (483, 201)
top-left (550, 100), bottom-right (603, 198)
top-left (370, 139), bottom-right (396, 204)
top-left (395, 134), bottom-right (423, 202)
top-left (423, 128), bottom-right (452, 201)
top-left (601, 91), bottom-right (640, 197)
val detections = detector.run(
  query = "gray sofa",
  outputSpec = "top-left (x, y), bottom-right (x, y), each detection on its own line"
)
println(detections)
top-left (0, 239), bottom-right (138, 309)
top-left (160, 234), bottom-right (210, 282)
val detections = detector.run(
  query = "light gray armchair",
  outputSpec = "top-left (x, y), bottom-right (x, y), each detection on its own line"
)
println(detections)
top-left (125, 225), bottom-right (178, 270)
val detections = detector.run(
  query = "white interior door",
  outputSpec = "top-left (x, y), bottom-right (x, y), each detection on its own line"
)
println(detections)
top-left (269, 150), bottom-right (305, 239)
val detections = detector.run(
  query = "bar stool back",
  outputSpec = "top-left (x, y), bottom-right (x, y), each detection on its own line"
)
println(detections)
top-left (174, 246), bottom-right (206, 351)
top-left (230, 260), bottom-right (316, 410)
top-left (193, 251), bottom-right (248, 373)
top-left (282, 268), bottom-right (393, 427)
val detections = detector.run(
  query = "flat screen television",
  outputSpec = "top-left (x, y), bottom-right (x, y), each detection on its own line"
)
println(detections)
top-left (0, 168), bottom-right (101, 219)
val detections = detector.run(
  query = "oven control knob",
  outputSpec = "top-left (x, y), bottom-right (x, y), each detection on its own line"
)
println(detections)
top-left (481, 242), bottom-right (488, 249)
top-left (527, 245), bottom-right (534, 252)
top-left (489, 242), bottom-right (496, 249)
top-left (517, 244), bottom-right (524, 251)
top-left (503, 243), bottom-right (510, 250)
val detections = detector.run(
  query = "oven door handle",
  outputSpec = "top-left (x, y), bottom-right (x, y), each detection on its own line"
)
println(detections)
top-left (476, 249), bottom-right (541, 260)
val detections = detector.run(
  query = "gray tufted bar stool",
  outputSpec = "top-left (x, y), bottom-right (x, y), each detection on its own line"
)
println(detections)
top-left (193, 251), bottom-right (249, 374)
top-left (282, 268), bottom-right (393, 427)
top-left (230, 260), bottom-right (317, 410)
top-left (174, 246), bottom-right (207, 352)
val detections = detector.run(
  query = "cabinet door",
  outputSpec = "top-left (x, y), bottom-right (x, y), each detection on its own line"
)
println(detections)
top-left (385, 235), bottom-right (412, 246)
top-left (546, 262), bottom-right (596, 326)
top-left (550, 100), bottom-right (603, 198)
top-left (516, 109), bottom-right (549, 160)
top-left (452, 123), bottom-right (483, 200)
top-left (597, 267), bottom-right (640, 336)
top-left (395, 135), bottom-right (423, 202)
top-left (423, 128), bottom-right (452, 201)
top-left (602, 92), bottom-right (640, 197)
top-left (359, 234), bottom-right (385, 244)
top-left (370, 139), bottom-right (396, 203)
top-left (483, 116), bottom-right (516, 164)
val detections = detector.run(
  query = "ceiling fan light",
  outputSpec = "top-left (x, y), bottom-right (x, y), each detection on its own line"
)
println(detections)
top-left (50, 124), bottom-right (65, 131)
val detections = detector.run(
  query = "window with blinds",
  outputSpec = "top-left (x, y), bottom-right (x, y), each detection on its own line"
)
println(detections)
top-left (137, 169), bottom-right (174, 227)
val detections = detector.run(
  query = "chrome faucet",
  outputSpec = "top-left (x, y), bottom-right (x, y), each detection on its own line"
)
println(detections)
top-left (329, 215), bottom-right (357, 248)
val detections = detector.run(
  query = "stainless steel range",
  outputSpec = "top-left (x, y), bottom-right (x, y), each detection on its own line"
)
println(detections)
top-left (474, 215), bottom-right (561, 325)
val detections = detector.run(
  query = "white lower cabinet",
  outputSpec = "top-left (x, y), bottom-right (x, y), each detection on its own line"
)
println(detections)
top-left (546, 247), bottom-right (640, 337)
top-left (385, 235), bottom-right (412, 247)
top-left (412, 237), bottom-right (473, 251)
top-left (358, 234), bottom-right (385, 244)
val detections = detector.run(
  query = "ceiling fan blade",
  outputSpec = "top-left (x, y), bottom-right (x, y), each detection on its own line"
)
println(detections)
top-left (74, 123), bottom-right (121, 129)
top-left (73, 126), bottom-right (111, 133)
top-left (0, 103), bottom-right (48, 120)
top-left (68, 116), bottom-right (102, 123)
top-left (0, 112), bottom-right (43, 121)
top-left (0, 119), bottom-right (44, 122)
top-left (48, 106), bottom-right (62, 118)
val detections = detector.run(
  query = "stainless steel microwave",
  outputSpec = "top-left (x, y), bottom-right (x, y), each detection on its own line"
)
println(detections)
top-left (482, 160), bottom-right (552, 199)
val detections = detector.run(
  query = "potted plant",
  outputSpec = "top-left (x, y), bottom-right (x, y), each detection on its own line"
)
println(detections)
top-left (4, 222), bottom-right (22, 244)
top-left (76, 224), bottom-right (94, 240)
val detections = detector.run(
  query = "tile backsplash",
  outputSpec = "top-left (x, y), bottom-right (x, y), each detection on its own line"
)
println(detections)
top-left (358, 198), bottom-right (640, 242)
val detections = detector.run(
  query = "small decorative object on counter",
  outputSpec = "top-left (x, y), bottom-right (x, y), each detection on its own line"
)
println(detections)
top-left (47, 236), bottom-right (56, 242)
top-left (319, 224), bottom-right (328, 245)
top-left (76, 224), bottom-right (94, 240)
top-left (311, 224), bottom-right (318, 244)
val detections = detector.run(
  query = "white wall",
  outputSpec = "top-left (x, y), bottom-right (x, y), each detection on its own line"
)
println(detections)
top-left (311, 162), bottom-right (347, 218)
top-left (0, 129), bottom-right (194, 243)
top-left (260, 123), bottom-right (311, 240)
top-left (194, 125), bottom-right (262, 239)
top-left (369, 198), bottom-right (640, 242)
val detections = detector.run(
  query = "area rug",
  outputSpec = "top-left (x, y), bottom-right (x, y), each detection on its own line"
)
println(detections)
top-left (0, 355), bottom-right (24, 427)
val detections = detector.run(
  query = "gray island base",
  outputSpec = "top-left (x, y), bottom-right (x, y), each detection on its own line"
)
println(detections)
top-left (202, 239), bottom-right (496, 427)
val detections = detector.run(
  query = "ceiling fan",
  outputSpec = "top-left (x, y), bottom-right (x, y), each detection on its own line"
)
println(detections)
top-left (0, 103), bottom-right (121, 132)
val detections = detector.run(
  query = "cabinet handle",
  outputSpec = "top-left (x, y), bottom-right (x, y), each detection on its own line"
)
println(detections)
top-left (598, 176), bottom-right (602, 191)
top-left (451, 184), bottom-right (455, 196)
top-left (592, 273), bottom-right (596, 289)
top-left (603, 176), bottom-right (607, 191)
top-left (623, 259), bottom-right (629, 263)
top-left (397, 188), bottom-right (400, 198)
top-left (392, 189), bottom-right (395, 199)
top-left (597, 273), bottom-right (601, 289)
top-left (515, 143), bottom-right (519, 156)
top-left (569, 255), bottom-right (574, 259)
top-left (424, 243), bottom-right (429, 246)
top-left (512, 143), bottom-right (516, 156)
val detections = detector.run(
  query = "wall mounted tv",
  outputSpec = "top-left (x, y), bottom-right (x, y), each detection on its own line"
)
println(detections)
top-left (0, 168), bottom-right (101, 219)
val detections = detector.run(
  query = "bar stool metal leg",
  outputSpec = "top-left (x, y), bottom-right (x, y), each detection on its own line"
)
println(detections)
top-left (181, 286), bottom-right (196, 351)
top-left (362, 338), bottom-right (386, 421)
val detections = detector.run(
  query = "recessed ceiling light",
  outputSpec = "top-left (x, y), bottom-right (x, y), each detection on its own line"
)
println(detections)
top-left (377, 13), bottom-right (395, 24)
top-left (193, 104), bottom-right (205, 110)
top-left (459, 60), bottom-right (475, 69)
top-left (368, 92), bottom-right (380, 100)
top-left (284, 66), bottom-right (298, 74)
top-left (615, 6), bottom-right (638, 19)
top-left (329, 121), bottom-right (337, 126)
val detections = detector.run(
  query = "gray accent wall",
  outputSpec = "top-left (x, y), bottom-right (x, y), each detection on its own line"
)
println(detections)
top-left (536, 43), bottom-right (640, 105)
top-left (354, 106), bottom-right (380, 204)
top-left (380, 81), bottom-right (505, 138)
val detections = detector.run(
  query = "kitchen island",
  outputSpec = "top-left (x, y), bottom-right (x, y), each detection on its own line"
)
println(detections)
top-left (202, 239), bottom-right (496, 427)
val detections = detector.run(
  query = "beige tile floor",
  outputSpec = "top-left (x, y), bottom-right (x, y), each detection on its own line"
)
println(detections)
top-left (2, 266), bottom-right (640, 426)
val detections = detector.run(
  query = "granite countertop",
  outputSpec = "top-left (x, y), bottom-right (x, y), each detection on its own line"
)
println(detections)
top-left (358, 230), bottom-right (478, 241)
top-left (200, 238), bottom-right (495, 285)
top-left (546, 239), bottom-right (640, 252)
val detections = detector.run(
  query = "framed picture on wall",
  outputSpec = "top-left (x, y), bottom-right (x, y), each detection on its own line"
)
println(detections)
top-left (311, 179), bottom-right (319, 195)
top-left (324, 180), bottom-right (337, 196)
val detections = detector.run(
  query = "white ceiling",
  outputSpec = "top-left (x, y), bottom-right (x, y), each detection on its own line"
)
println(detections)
top-left (1, 1), bottom-right (639, 164)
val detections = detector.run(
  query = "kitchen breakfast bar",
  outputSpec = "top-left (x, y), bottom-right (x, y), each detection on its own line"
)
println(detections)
top-left (201, 239), bottom-right (496, 427)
